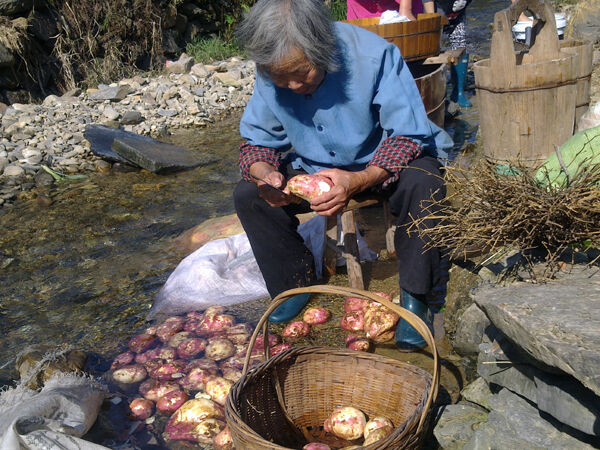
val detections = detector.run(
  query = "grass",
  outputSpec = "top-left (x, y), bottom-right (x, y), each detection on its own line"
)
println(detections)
top-left (329, 0), bottom-right (347, 21)
top-left (186, 37), bottom-right (244, 64)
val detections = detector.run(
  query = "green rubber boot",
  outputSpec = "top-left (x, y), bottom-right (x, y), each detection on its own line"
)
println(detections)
top-left (268, 293), bottom-right (311, 323)
top-left (450, 53), bottom-right (472, 108)
top-left (395, 290), bottom-right (432, 350)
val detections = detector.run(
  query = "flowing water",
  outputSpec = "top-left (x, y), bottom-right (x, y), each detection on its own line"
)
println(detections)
top-left (0, 2), bottom-right (504, 445)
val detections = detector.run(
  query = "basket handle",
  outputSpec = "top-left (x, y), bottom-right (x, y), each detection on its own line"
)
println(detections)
top-left (490, 0), bottom-right (560, 76)
top-left (242, 285), bottom-right (440, 433)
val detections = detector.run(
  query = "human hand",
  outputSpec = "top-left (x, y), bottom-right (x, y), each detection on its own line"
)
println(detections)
top-left (309, 168), bottom-right (360, 217)
top-left (250, 165), bottom-right (293, 207)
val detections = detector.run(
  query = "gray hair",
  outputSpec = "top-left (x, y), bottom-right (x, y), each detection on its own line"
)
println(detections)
top-left (236, 0), bottom-right (340, 73)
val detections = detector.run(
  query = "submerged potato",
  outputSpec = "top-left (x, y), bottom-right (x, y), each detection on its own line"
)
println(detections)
top-left (148, 360), bottom-right (186, 381)
top-left (213, 425), bottom-right (234, 450)
top-left (164, 398), bottom-right (225, 443)
top-left (168, 331), bottom-right (194, 348)
top-left (205, 338), bottom-right (235, 361)
top-left (112, 364), bottom-right (147, 384)
top-left (178, 367), bottom-right (211, 391)
top-left (110, 351), bottom-right (135, 370)
top-left (204, 376), bottom-right (234, 406)
top-left (128, 334), bottom-right (157, 353)
top-left (177, 338), bottom-right (208, 360)
top-left (225, 323), bottom-right (252, 344)
top-left (140, 380), bottom-right (181, 402)
top-left (254, 333), bottom-right (280, 350)
top-left (130, 397), bottom-right (155, 420)
top-left (157, 390), bottom-right (189, 414)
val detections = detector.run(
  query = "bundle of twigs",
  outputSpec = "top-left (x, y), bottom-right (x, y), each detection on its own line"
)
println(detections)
top-left (409, 157), bottom-right (600, 277)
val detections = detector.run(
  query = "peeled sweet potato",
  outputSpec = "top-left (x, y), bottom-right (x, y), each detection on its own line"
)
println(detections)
top-left (287, 174), bottom-right (333, 201)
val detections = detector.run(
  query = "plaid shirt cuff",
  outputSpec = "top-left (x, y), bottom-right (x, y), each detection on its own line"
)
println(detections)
top-left (367, 136), bottom-right (423, 187)
top-left (239, 143), bottom-right (281, 182)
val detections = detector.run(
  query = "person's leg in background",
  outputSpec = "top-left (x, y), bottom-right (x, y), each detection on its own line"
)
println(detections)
top-left (233, 165), bottom-right (317, 323)
top-left (387, 156), bottom-right (446, 349)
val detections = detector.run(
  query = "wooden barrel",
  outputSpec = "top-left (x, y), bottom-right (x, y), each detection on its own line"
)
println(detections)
top-left (344, 13), bottom-right (443, 61)
top-left (559, 39), bottom-right (593, 129)
top-left (408, 61), bottom-right (447, 128)
top-left (473, 0), bottom-right (578, 164)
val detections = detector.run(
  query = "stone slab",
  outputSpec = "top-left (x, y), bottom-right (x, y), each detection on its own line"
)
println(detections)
top-left (464, 389), bottom-right (596, 450)
top-left (473, 267), bottom-right (600, 396)
top-left (453, 303), bottom-right (491, 356)
top-left (460, 377), bottom-right (493, 411)
top-left (478, 337), bottom-right (600, 436)
top-left (433, 402), bottom-right (489, 450)
top-left (111, 137), bottom-right (213, 174)
top-left (88, 85), bottom-right (131, 102)
top-left (84, 124), bottom-right (148, 164)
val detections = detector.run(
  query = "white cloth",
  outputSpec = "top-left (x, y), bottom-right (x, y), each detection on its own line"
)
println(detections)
top-left (379, 10), bottom-right (410, 24)
top-left (0, 375), bottom-right (108, 450)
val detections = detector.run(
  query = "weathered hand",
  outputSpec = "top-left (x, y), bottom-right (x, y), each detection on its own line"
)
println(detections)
top-left (309, 168), bottom-right (360, 217)
top-left (254, 170), bottom-right (294, 207)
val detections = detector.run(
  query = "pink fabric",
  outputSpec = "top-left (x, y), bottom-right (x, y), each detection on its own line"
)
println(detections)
top-left (346, 0), bottom-right (423, 20)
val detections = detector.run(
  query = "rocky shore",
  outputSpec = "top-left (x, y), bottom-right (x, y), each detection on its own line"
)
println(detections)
top-left (0, 55), bottom-right (255, 208)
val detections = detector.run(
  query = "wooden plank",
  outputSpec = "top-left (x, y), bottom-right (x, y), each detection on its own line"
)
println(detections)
top-left (324, 216), bottom-right (338, 277)
top-left (340, 210), bottom-right (364, 290)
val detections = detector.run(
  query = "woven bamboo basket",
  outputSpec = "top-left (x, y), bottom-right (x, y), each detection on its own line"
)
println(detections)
top-left (225, 285), bottom-right (440, 449)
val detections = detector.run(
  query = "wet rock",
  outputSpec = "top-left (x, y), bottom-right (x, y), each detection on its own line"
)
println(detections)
top-left (473, 266), bottom-right (600, 396)
top-left (434, 402), bottom-right (488, 449)
top-left (88, 85), bottom-right (131, 102)
top-left (453, 303), bottom-right (491, 356)
top-left (34, 170), bottom-right (54, 186)
top-left (16, 344), bottom-right (87, 390)
top-left (464, 389), bottom-right (595, 449)
top-left (111, 137), bottom-right (210, 173)
top-left (3, 164), bottom-right (24, 176)
top-left (460, 377), bottom-right (493, 410)
top-left (111, 162), bottom-right (139, 173)
top-left (84, 124), bottom-right (151, 164)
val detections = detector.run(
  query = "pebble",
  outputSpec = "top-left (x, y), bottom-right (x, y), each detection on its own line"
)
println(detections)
top-left (0, 56), bottom-right (256, 208)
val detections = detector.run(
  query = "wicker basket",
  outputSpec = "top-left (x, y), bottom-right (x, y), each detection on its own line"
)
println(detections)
top-left (225, 285), bottom-right (440, 449)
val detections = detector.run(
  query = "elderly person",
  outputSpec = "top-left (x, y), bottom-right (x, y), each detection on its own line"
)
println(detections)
top-left (234, 0), bottom-right (453, 349)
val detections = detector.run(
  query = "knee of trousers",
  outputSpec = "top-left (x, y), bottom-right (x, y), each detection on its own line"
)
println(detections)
top-left (233, 180), bottom-right (259, 217)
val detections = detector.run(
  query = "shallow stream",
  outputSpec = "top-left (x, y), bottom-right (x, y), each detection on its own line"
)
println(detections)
top-left (0, 1), bottom-right (509, 446)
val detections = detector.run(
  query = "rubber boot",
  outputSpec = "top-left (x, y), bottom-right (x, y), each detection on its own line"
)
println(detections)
top-left (395, 290), bottom-right (432, 350)
top-left (450, 53), bottom-right (472, 108)
top-left (268, 293), bottom-right (311, 323)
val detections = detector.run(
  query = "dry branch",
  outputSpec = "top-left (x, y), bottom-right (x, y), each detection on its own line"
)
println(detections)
top-left (409, 158), bottom-right (600, 278)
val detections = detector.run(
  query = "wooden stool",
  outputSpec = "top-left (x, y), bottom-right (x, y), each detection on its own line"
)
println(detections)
top-left (323, 194), bottom-right (396, 289)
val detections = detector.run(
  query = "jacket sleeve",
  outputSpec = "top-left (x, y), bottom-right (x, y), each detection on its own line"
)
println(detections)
top-left (367, 135), bottom-right (423, 186)
top-left (238, 143), bottom-right (281, 182)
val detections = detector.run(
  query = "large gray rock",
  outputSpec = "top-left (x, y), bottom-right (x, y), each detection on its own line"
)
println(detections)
top-left (473, 267), bottom-right (600, 396)
top-left (566, 0), bottom-right (600, 44)
top-left (84, 124), bottom-right (148, 164)
top-left (111, 137), bottom-right (213, 174)
top-left (434, 402), bottom-right (489, 449)
top-left (453, 303), bottom-right (492, 356)
top-left (0, 0), bottom-right (32, 15)
top-left (88, 85), bottom-right (131, 102)
top-left (460, 377), bottom-right (493, 411)
top-left (478, 338), bottom-right (600, 436)
top-left (464, 389), bottom-right (595, 450)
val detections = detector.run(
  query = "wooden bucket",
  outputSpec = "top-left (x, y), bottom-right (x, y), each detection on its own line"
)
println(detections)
top-left (473, 0), bottom-right (578, 164)
top-left (559, 39), bottom-right (593, 129)
top-left (408, 61), bottom-right (447, 128)
top-left (344, 13), bottom-right (443, 62)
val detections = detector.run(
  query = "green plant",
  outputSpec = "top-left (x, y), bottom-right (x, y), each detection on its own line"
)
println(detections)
top-left (329, 0), bottom-right (347, 21)
top-left (186, 37), bottom-right (244, 64)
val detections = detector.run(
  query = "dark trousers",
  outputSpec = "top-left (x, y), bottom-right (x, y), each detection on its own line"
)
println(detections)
top-left (233, 156), bottom-right (445, 298)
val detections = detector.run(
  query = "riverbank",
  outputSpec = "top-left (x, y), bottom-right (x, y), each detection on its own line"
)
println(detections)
top-left (0, 55), bottom-right (254, 208)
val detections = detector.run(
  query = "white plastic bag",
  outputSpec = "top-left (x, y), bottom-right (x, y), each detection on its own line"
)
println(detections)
top-left (150, 216), bottom-right (379, 318)
top-left (149, 233), bottom-right (269, 318)
top-left (0, 374), bottom-right (108, 450)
